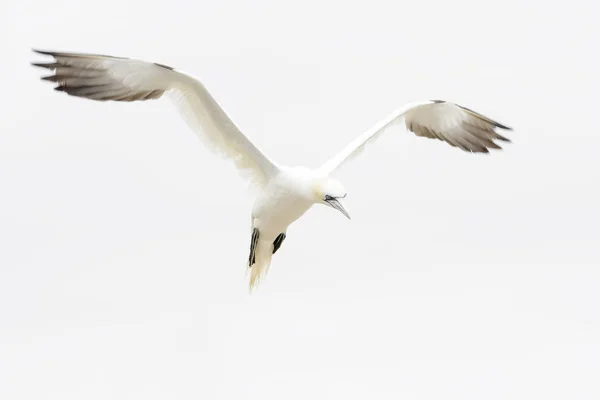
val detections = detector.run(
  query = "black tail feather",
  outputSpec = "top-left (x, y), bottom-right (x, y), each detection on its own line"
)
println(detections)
top-left (249, 228), bottom-right (259, 267)
top-left (272, 233), bottom-right (286, 255)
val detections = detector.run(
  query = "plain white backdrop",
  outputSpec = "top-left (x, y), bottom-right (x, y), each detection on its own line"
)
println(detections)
top-left (1, 0), bottom-right (599, 398)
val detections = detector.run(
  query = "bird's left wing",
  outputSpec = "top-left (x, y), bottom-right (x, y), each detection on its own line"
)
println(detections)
top-left (319, 100), bottom-right (513, 175)
top-left (31, 49), bottom-right (279, 188)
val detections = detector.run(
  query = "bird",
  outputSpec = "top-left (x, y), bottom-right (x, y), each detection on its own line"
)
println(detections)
top-left (31, 49), bottom-right (513, 290)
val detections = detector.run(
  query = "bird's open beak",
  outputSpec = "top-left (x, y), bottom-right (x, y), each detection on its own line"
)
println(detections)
top-left (326, 198), bottom-right (351, 220)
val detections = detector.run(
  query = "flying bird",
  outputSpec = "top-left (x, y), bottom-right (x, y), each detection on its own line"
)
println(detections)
top-left (32, 49), bottom-right (513, 290)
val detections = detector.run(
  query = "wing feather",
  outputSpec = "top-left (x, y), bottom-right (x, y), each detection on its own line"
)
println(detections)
top-left (320, 100), bottom-right (512, 174)
top-left (32, 49), bottom-right (279, 188)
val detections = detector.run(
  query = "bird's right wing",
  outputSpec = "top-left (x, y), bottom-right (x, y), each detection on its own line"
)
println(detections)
top-left (319, 100), bottom-right (512, 175)
top-left (32, 49), bottom-right (279, 188)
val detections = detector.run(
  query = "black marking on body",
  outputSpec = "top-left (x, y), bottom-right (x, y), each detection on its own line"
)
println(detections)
top-left (272, 233), bottom-right (286, 255)
top-left (431, 99), bottom-right (446, 103)
top-left (248, 228), bottom-right (259, 267)
top-left (154, 62), bottom-right (175, 70)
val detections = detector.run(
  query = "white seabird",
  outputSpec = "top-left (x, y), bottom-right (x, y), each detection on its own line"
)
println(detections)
top-left (32, 49), bottom-right (513, 290)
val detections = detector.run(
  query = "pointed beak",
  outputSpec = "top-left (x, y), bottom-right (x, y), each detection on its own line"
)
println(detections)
top-left (326, 197), bottom-right (351, 220)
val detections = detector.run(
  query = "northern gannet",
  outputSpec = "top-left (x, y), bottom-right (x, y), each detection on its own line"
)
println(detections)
top-left (32, 49), bottom-right (513, 290)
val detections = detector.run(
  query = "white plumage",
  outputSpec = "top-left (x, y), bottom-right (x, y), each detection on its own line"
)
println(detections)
top-left (32, 49), bottom-right (513, 290)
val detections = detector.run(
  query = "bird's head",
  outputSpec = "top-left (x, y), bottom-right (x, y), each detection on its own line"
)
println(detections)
top-left (312, 177), bottom-right (350, 220)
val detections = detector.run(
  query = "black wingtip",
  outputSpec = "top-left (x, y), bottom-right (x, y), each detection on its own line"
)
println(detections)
top-left (494, 122), bottom-right (513, 131)
top-left (41, 75), bottom-right (62, 82)
top-left (32, 62), bottom-right (59, 70)
top-left (32, 49), bottom-right (55, 56)
top-left (495, 133), bottom-right (512, 142)
top-left (32, 49), bottom-right (60, 70)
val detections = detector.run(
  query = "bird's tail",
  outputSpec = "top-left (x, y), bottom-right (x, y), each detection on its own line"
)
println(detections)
top-left (247, 239), bottom-right (274, 292)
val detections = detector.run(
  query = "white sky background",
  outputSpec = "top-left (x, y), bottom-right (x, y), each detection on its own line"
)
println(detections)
top-left (1, 0), bottom-right (599, 398)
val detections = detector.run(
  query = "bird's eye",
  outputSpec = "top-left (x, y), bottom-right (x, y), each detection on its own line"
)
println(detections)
top-left (324, 195), bottom-right (334, 201)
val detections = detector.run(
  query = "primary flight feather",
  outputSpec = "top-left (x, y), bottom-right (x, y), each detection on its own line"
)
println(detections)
top-left (32, 49), bottom-right (513, 290)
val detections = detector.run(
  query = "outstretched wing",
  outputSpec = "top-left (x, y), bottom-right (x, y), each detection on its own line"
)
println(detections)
top-left (32, 49), bottom-right (279, 188)
top-left (319, 100), bottom-right (513, 174)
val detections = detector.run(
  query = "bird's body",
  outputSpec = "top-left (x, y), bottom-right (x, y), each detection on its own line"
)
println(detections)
top-left (253, 166), bottom-right (316, 238)
top-left (32, 49), bottom-right (514, 290)
top-left (249, 166), bottom-right (347, 286)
